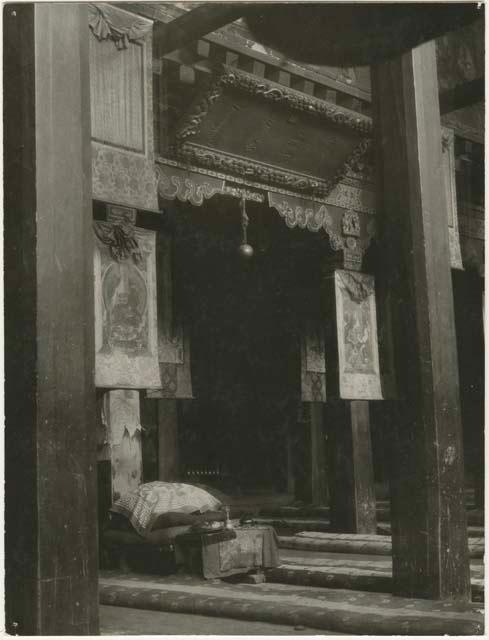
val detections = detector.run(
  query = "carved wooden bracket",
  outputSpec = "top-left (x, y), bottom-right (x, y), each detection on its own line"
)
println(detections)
top-left (88, 3), bottom-right (152, 50)
top-left (267, 192), bottom-right (376, 269)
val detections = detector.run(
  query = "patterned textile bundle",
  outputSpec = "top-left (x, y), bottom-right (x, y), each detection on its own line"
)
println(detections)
top-left (111, 482), bottom-right (222, 537)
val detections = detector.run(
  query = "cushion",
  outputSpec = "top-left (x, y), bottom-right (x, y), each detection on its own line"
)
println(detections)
top-left (145, 525), bottom-right (192, 544)
top-left (110, 482), bottom-right (222, 537)
top-left (151, 509), bottom-right (225, 531)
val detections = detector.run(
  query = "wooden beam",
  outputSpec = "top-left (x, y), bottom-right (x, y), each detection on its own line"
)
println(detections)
top-left (4, 3), bottom-right (98, 633)
top-left (371, 41), bottom-right (470, 600)
top-left (154, 5), bottom-right (246, 56)
top-left (439, 78), bottom-right (484, 115)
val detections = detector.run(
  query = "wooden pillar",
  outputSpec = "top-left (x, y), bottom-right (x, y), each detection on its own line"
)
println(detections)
top-left (158, 399), bottom-right (180, 481)
top-left (371, 41), bottom-right (470, 600)
top-left (310, 403), bottom-right (328, 505)
top-left (328, 401), bottom-right (377, 533)
top-left (5, 4), bottom-right (99, 634)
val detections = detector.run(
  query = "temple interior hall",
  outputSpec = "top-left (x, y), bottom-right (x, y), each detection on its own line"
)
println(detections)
top-left (4, 2), bottom-right (485, 635)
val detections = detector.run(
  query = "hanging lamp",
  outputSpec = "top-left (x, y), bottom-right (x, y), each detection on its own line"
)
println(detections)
top-left (238, 196), bottom-right (254, 259)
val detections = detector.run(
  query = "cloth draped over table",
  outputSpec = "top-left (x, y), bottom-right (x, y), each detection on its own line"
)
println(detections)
top-left (175, 526), bottom-right (280, 579)
top-left (147, 233), bottom-right (193, 399)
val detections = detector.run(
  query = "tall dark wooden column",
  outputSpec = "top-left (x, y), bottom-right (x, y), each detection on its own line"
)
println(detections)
top-left (371, 41), bottom-right (470, 600)
top-left (5, 4), bottom-right (99, 633)
top-left (328, 401), bottom-right (377, 533)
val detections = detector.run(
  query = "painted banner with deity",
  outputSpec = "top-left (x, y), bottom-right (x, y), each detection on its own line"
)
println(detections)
top-left (334, 270), bottom-right (382, 400)
top-left (94, 223), bottom-right (161, 389)
top-left (146, 232), bottom-right (193, 399)
top-left (300, 320), bottom-right (327, 402)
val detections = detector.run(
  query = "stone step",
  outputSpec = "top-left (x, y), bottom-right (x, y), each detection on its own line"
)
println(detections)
top-left (253, 516), bottom-right (484, 538)
top-left (258, 505), bottom-right (483, 526)
top-left (278, 532), bottom-right (484, 559)
top-left (267, 550), bottom-right (484, 603)
top-left (377, 522), bottom-right (484, 538)
top-left (99, 571), bottom-right (483, 635)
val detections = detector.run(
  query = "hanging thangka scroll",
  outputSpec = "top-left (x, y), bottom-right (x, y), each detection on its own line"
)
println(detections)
top-left (331, 270), bottom-right (382, 400)
top-left (146, 233), bottom-right (193, 399)
top-left (301, 319), bottom-right (327, 402)
top-left (93, 221), bottom-right (161, 388)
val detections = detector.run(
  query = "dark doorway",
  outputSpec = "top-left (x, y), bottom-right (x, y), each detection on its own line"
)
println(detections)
top-left (173, 197), bottom-right (324, 498)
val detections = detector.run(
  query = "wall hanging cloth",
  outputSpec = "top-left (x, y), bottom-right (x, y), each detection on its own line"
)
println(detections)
top-left (93, 224), bottom-right (161, 389)
top-left (147, 233), bottom-right (193, 399)
top-left (333, 269), bottom-right (382, 400)
top-left (300, 314), bottom-right (327, 403)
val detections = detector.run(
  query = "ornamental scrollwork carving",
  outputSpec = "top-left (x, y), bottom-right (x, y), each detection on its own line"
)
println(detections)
top-left (93, 220), bottom-right (142, 264)
top-left (273, 199), bottom-right (332, 233)
top-left (268, 193), bottom-right (349, 252)
top-left (88, 4), bottom-right (152, 50)
top-left (178, 140), bottom-right (372, 200)
top-left (337, 270), bottom-right (375, 302)
top-left (174, 63), bottom-right (372, 145)
top-left (222, 185), bottom-right (265, 202)
top-left (156, 165), bottom-right (224, 206)
top-left (175, 84), bottom-right (223, 143)
top-left (218, 66), bottom-right (372, 135)
top-left (342, 209), bottom-right (361, 237)
top-left (177, 144), bottom-right (322, 194)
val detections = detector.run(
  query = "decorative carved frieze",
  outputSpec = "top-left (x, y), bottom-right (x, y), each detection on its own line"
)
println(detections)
top-left (327, 182), bottom-right (376, 216)
top-left (177, 138), bottom-right (372, 200)
top-left (217, 66), bottom-right (372, 134)
top-left (156, 157), bottom-right (378, 223)
top-left (222, 185), bottom-right (265, 202)
top-left (155, 163), bottom-right (224, 206)
top-left (267, 191), bottom-right (374, 260)
top-left (176, 65), bottom-right (372, 145)
top-left (342, 209), bottom-right (361, 237)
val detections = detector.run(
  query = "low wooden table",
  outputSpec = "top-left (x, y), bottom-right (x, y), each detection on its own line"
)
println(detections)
top-left (175, 525), bottom-right (279, 579)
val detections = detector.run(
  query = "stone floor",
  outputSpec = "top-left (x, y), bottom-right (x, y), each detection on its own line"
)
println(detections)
top-left (100, 605), bottom-right (338, 634)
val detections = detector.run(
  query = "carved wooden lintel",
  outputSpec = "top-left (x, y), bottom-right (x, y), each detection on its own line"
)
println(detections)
top-left (177, 138), bottom-right (372, 200)
top-left (176, 64), bottom-right (372, 143)
top-left (155, 160), bottom-right (378, 255)
top-left (156, 156), bottom-right (376, 215)
top-left (172, 64), bottom-right (373, 199)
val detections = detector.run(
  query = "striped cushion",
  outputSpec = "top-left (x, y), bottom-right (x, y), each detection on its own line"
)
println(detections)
top-left (111, 482), bottom-right (222, 537)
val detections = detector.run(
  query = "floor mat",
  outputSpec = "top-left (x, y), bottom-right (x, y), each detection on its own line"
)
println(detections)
top-left (100, 571), bottom-right (483, 635)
